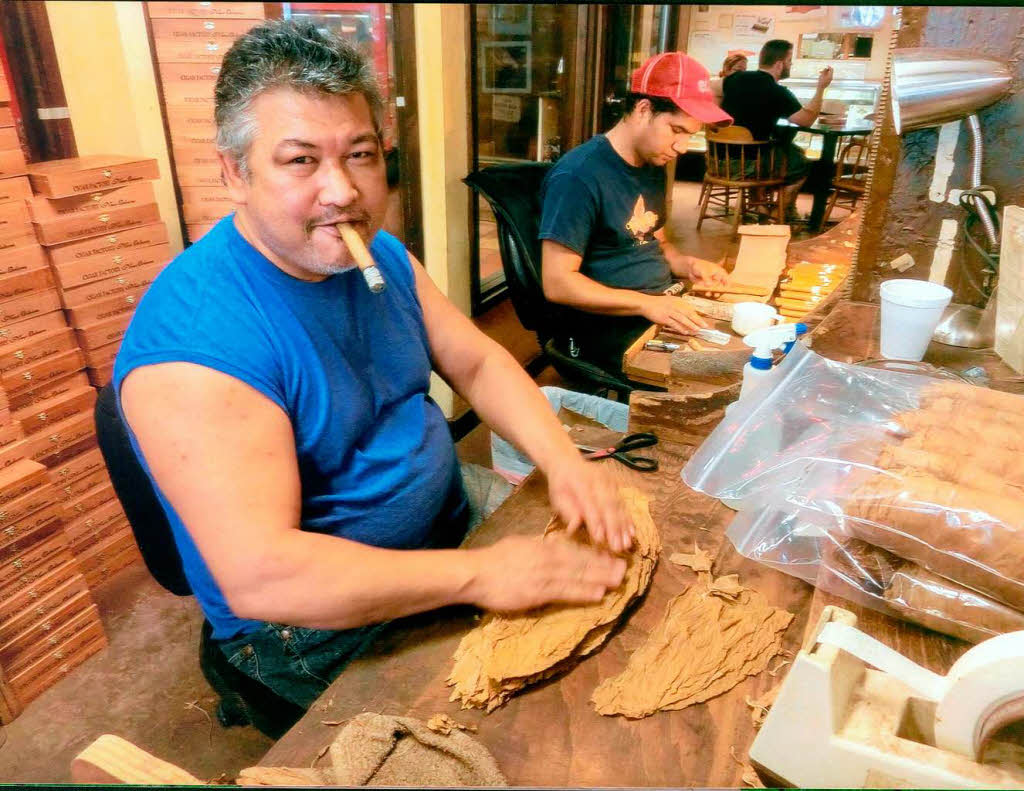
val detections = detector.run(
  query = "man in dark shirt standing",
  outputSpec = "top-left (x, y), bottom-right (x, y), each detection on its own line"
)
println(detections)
top-left (540, 52), bottom-right (732, 378)
top-left (721, 39), bottom-right (833, 219)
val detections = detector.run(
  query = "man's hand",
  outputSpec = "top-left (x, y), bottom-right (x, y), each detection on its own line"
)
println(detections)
top-left (641, 294), bottom-right (708, 335)
top-left (466, 534), bottom-right (627, 612)
top-left (817, 66), bottom-right (834, 91)
top-left (689, 257), bottom-right (730, 287)
top-left (545, 458), bottom-right (634, 553)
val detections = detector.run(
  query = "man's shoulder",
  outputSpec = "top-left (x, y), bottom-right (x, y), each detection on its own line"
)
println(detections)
top-left (549, 136), bottom-right (609, 179)
top-left (724, 70), bottom-right (771, 93)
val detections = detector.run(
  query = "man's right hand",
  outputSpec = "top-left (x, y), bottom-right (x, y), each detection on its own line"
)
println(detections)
top-left (817, 66), bottom-right (834, 91)
top-left (465, 535), bottom-right (627, 612)
top-left (641, 294), bottom-right (708, 335)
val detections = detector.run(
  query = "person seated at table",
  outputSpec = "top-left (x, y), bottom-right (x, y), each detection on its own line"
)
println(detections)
top-left (721, 39), bottom-right (833, 221)
top-left (114, 20), bottom-right (633, 711)
top-left (710, 51), bottom-right (749, 105)
top-left (540, 52), bottom-right (732, 378)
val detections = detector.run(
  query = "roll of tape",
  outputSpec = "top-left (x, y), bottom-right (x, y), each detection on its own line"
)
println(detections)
top-left (817, 622), bottom-right (1024, 761)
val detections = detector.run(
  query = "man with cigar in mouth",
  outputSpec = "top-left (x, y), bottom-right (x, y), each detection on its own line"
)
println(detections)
top-left (114, 20), bottom-right (632, 711)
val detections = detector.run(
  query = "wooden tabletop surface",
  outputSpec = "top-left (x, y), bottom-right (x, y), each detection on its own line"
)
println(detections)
top-left (260, 418), bottom-right (976, 784)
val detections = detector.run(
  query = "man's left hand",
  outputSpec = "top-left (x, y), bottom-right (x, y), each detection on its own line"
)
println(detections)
top-left (545, 458), bottom-right (634, 554)
top-left (690, 257), bottom-right (730, 287)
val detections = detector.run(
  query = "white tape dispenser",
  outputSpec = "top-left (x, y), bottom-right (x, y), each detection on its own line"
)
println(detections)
top-left (751, 606), bottom-right (1024, 788)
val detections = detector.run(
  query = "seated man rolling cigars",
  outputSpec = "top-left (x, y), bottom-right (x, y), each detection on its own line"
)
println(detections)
top-left (540, 52), bottom-right (733, 377)
top-left (114, 20), bottom-right (631, 710)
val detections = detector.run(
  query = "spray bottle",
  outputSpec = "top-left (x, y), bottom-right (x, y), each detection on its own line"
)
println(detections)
top-left (739, 322), bottom-right (808, 401)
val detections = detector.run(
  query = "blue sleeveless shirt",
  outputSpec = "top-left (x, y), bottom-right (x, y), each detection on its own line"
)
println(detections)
top-left (113, 216), bottom-right (464, 639)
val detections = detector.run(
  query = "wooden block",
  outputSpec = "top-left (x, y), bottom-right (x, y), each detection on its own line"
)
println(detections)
top-left (180, 186), bottom-right (231, 224)
top-left (87, 363), bottom-right (114, 389)
top-left (174, 163), bottom-right (223, 187)
top-left (19, 409), bottom-right (95, 465)
top-left (0, 176), bottom-right (31, 206)
top-left (1, 346), bottom-right (85, 399)
top-left (668, 347), bottom-right (749, 394)
top-left (0, 243), bottom-right (48, 278)
top-left (27, 156), bottom-right (159, 200)
top-left (0, 310), bottom-right (66, 349)
top-left (730, 224), bottom-right (790, 296)
top-left (74, 313), bottom-right (133, 351)
top-left (0, 459), bottom-right (49, 508)
top-left (61, 481), bottom-right (114, 523)
top-left (157, 62), bottom-right (221, 105)
top-left (628, 386), bottom-right (743, 446)
top-left (0, 288), bottom-right (61, 327)
top-left (45, 222), bottom-right (168, 268)
top-left (0, 559), bottom-right (80, 626)
top-left (81, 341), bottom-right (119, 370)
top-left (8, 631), bottom-right (106, 712)
top-left (0, 266), bottom-right (55, 305)
top-left (146, 1), bottom-right (264, 19)
top-left (0, 106), bottom-right (12, 128)
top-left (66, 287), bottom-right (146, 327)
top-left (15, 386), bottom-right (97, 436)
top-left (8, 371), bottom-right (90, 413)
top-left (33, 203), bottom-right (162, 246)
top-left (0, 327), bottom-right (76, 375)
top-left (48, 446), bottom-right (106, 488)
top-left (71, 733), bottom-right (202, 785)
top-left (27, 182), bottom-right (155, 223)
top-left (59, 261), bottom-right (164, 310)
top-left (0, 571), bottom-right (89, 645)
top-left (0, 200), bottom-right (33, 244)
top-left (0, 148), bottom-right (28, 180)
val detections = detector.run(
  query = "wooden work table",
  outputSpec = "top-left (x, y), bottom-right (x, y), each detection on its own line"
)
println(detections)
top-left (258, 301), bottom-right (1020, 784)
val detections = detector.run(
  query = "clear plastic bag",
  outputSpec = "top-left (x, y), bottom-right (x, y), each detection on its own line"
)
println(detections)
top-left (682, 343), bottom-right (1024, 638)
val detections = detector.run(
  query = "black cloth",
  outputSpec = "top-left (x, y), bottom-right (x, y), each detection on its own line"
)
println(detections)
top-left (721, 70), bottom-right (802, 142)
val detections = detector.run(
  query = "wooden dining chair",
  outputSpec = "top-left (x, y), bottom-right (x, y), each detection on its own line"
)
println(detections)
top-left (697, 125), bottom-right (787, 236)
top-left (822, 134), bottom-right (871, 225)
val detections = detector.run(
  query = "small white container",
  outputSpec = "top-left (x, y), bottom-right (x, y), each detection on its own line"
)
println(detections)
top-left (879, 279), bottom-right (953, 361)
top-left (731, 302), bottom-right (779, 336)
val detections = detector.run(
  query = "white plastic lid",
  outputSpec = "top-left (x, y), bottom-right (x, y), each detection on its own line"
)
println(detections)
top-left (880, 279), bottom-right (953, 309)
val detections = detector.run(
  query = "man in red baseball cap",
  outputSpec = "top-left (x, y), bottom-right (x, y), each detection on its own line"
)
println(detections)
top-left (539, 52), bottom-right (732, 380)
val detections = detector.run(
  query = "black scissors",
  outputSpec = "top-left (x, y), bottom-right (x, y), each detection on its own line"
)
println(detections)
top-left (576, 432), bottom-right (659, 472)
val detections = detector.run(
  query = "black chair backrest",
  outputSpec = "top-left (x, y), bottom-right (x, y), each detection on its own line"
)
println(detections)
top-left (464, 163), bottom-right (555, 342)
top-left (94, 384), bottom-right (192, 596)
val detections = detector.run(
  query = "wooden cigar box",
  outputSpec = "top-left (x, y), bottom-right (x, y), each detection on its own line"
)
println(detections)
top-left (59, 261), bottom-right (163, 310)
top-left (167, 121), bottom-right (216, 147)
top-left (8, 371), bottom-right (89, 413)
top-left (0, 460), bottom-right (49, 509)
top-left (186, 222), bottom-right (217, 242)
top-left (9, 629), bottom-right (107, 710)
top-left (33, 203), bottom-right (161, 246)
top-left (0, 289), bottom-right (62, 329)
top-left (0, 231), bottom-right (38, 255)
top-left (0, 176), bottom-right (29, 206)
top-left (81, 341), bottom-right (119, 370)
top-left (48, 446), bottom-right (105, 488)
top-left (66, 286), bottom-right (147, 327)
top-left (27, 156), bottom-right (159, 200)
top-left (0, 311), bottom-right (66, 349)
top-left (0, 572), bottom-right (89, 646)
top-left (174, 164), bottom-right (222, 188)
top-left (0, 128), bottom-right (16, 152)
top-left (19, 410), bottom-right (94, 465)
top-left (180, 186), bottom-right (232, 224)
top-left (0, 480), bottom-right (60, 530)
top-left (0, 327), bottom-right (76, 376)
top-left (14, 387), bottom-right (96, 437)
top-left (0, 503), bottom-right (64, 557)
top-left (1, 597), bottom-right (99, 676)
top-left (28, 182), bottom-right (155, 223)
top-left (0, 437), bottom-right (27, 473)
top-left (74, 313), bottom-right (133, 352)
top-left (45, 222), bottom-right (168, 268)
top-left (53, 242), bottom-right (170, 294)
top-left (0, 560), bottom-right (81, 626)
top-left (0, 106), bottom-right (13, 128)
top-left (65, 500), bottom-right (125, 550)
top-left (146, 1), bottom-right (265, 19)
top-left (0, 522), bottom-right (71, 591)
top-left (0, 422), bottom-right (22, 451)
top-left (170, 143), bottom-right (219, 169)
top-left (55, 467), bottom-right (109, 505)
top-left (71, 514), bottom-right (128, 559)
top-left (61, 481), bottom-right (114, 523)
top-left (153, 35), bottom-right (237, 64)
top-left (0, 79), bottom-right (9, 104)
top-left (0, 201), bottom-right (33, 244)
top-left (76, 527), bottom-right (133, 572)
top-left (0, 244), bottom-right (48, 278)
top-left (84, 541), bottom-right (139, 589)
top-left (86, 363), bottom-right (114, 389)
top-left (165, 103), bottom-right (214, 132)
top-left (158, 62), bottom-right (221, 105)
top-left (2, 347), bottom-right (85, 399)
top-left (0, 148), bottom-right (28, 180)
top-left (0, 267), bottom-right (54, 305)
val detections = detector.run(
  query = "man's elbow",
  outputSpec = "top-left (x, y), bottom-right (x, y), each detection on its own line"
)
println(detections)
top-left (542, 273), bottom-right (570, 305)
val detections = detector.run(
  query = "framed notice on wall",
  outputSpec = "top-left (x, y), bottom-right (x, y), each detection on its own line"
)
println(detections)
top-left (481, 41), bottom-right (532, 94)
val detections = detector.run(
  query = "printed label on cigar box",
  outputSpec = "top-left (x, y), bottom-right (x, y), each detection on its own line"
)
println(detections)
top-left (165, 103), bottom-right (215, 129)
top-left (0, 267), bottom-right (54, 305)
top-left (0, 243), bottom-right (46, 277)
top-left (153, 37), bottom-right (237, 63)
top-left (84, 539), bottom-right (138, 586)
top-left (146, 1), bottom-right (265, 19)
top-left (74, 313), bottom-right (133, 351)
top-left (0, 485), bottom-right (61, 536)
top-left (0, 177), bottom-right (29, 206)
top-left (168, 124), bottom-right (217, 146)
top-left (67, 285), bottom-right (147, 327)
top-left (52, 242), bottom-right (170, 292)
top-left (21, 410), bottom-right (94, 465)
top-left (0, 547), bottom-right (72, 603)
top-left (0, 328), bottom-right (76, 376)
top-left (9, 371), bottom-right (90, 414)
top-left (81, 341), bottom-right (119, 370)
top-left (174, 164), bottom-right (222, 187)
top-left (60, 261), bottom-right (164, 310)
top-left (0, 289), bottom-right (61, 328)
top-left (170, 143), bottom-right (219, 169)
top-left (0, 460), bottom-right (49, 509)
top-left (0, 311), bottom-right (67, 350)
top-left (1, 596), bottom-right (98, 674)
top-left (0, 574), bottom-right (89, 646)
top-left (48, 447), bottom-right (105, 487)
top-left (0, 504), bottom-right (63, 555)
top-left (1, 347), bottom-right (85, 399)
top-left (55, 467), bottom-right (108, 504)
top-left (151, 16), bottom-right (257, 38)
top-left (0, 516), bottom-right (65, 568)
top-left (65, 498), bottom-right (124, 541)
top-left (0, 148), bottom-right (28, 180)
top-left (28, 182), bottom-right (155, 222)
top-left (61, 481), bottom-right (114, 523)
top-left (33, 203), bottom-right (161, 246)
top-left (15, 386), bottom-right (96, 437)
top-left (46, 222), bottom-right (168, 267)
top-left (27, 155), bottom-right (159, 199)
top-left (0, 560), bottom-right (80, 626)
top-left (181, 187), bottom-right (232, 224)
top-left (158, 63), bottom-right (221, 105)
top-left (72, 515), bottom-right (128, 559)
top-left (0, 201), bottom-right (32, 243)
top-left (0, 128), bottom-right (18, 151)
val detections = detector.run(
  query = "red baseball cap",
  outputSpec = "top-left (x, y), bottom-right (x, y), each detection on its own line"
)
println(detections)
top-left (631, 52), bottom-right (733, 125)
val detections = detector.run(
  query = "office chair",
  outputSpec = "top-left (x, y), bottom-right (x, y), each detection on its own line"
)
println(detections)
top-left (464, 162), bottom-right (639, 400)
top-left (94, 384), bottom-right (304, 739)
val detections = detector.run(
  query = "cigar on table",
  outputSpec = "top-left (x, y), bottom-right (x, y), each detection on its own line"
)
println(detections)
top-left (337, 222), bottom-right (386, 294)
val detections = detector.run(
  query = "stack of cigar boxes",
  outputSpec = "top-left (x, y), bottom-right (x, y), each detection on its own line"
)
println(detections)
top-left (26, 155), bottom-right (170, 388)
top-left (149, 1), bottom-right (264, 242)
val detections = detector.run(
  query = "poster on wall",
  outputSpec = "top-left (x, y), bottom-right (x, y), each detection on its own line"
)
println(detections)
top-left (734, 14), bottom-right (774, 36)
top-left (779, 6), bottom-right (826, 21)
top-left (490, 5), bottom-right (532, 37)
top-left (491, 94), bottom-right (522, 123)
top-left (481, 41), bottom-right (532, 94)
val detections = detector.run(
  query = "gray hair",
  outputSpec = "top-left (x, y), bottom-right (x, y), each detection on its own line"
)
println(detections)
top-left (214, 19), bottom-right (384, 178)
